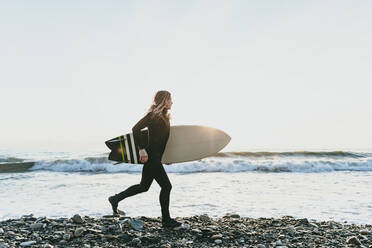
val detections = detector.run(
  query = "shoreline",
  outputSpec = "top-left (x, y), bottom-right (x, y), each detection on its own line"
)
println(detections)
top-left (0, 214), bottom-right (371, 248)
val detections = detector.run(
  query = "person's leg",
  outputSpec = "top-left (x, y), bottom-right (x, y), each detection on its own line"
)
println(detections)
top-left (153, 162), bottom-right (181, 227)
top-left (152, 161), bottom-right (173, 221)
top-left (108, 162), bottom-right (154, 214)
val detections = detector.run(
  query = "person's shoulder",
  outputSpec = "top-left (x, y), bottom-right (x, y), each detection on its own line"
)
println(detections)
top-left (145, 112), bottom-right (155, 121)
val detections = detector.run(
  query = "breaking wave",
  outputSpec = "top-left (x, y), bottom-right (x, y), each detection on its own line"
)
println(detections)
top-left (1, 151), bottom-right (371, 173)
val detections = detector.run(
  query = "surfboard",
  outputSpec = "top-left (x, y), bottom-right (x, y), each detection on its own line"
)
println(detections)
top-left (105, 125), bottom-right (231, 164)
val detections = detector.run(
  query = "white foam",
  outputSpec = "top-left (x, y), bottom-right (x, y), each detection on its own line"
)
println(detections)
top-left (29, 157), bottom-right (372, 173)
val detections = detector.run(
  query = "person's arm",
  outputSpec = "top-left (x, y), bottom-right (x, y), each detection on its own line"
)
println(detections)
top-left (132, 113), bottom-right (151, 162)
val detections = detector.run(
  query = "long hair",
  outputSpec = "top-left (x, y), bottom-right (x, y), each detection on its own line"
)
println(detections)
top-left (147, 90), bottom-right (171, 121)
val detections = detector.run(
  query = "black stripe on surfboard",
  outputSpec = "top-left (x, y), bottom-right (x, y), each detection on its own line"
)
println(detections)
top-left (133, 133), bottom-right (140, 164)
top-left (126, 134), bottom-right (134, 164)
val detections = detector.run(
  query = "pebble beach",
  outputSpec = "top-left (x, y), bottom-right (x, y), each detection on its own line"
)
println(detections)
top-left (0, 213), bottom-right (371, 248)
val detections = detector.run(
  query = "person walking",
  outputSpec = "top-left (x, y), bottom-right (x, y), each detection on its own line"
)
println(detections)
top-left (108, 90), bottom-right (182, 228)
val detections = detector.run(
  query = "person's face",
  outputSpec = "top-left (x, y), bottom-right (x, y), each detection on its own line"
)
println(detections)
top-left (166, 97), bottom-right (173, 110)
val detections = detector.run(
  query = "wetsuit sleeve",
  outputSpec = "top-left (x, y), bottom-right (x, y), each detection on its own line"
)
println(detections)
top-left (132, 113), bottom-right (151, 150)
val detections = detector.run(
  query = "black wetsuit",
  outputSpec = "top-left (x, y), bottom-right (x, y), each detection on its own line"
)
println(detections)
top-left (112, 112), bottom-right (172, 221)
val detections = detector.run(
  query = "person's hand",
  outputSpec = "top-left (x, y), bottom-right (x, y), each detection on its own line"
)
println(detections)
top-left (139, 149), bottom-right (148, 163)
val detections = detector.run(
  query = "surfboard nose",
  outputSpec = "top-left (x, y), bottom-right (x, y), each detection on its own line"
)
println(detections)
top-left (217, 129), bottom-right (231, 149)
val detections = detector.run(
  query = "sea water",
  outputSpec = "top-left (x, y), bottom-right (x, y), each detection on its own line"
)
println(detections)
top-left (0, 150), bottom-right (371, 224)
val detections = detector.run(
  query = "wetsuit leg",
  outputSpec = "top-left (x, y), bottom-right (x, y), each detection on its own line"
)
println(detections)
top-left (114, 161), bottom-right (155, 202)
top-left (152, 161), bottom-right (172, 221)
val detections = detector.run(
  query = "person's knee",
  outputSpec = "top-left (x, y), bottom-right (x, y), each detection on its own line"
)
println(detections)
top-left (139, 183), bottom-right (151, 192)
top-left (163, 183), bottom-right (172, 192)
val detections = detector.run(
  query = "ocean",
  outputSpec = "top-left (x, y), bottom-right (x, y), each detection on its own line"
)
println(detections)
top-left (1, 150), bottom-right (371, 224)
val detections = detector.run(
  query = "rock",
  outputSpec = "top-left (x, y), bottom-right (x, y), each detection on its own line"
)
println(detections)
top-left (84, 234), bottom-right (95, 239)
top-left (256, 245), bottom-right (266, 248)
top-left (211, 234), bottom-right (223, 240)
top-left (0, 228), bottom-right (3, 234)
top-left (275, 240), bottom-right (283, 246)
top-left (174, 223), bottom-right (190, 230)
top-left (287, 225), bottom-right (296, 234)
top-left (346, 236), bottom-right (362, 246)
top-left (104, 234), bottom-right (118, 239)
top-left (360, 229), bottom-right (371, 235)
top-left (63, 233), bottom-right (71, 240)
top-left (127, 219), bottom-right (143, 231)
top-left (58, 240), bottom-right (67, 245)
top-left (30, 223), bottom-right (44, 230)
top-left (199, 214), bottom-right (211, 222)
top-left (42, 244), bottom-right (53, 248)
top-left (298, 218), bottom-right (309, 225)
top-left (223, 213), bottom-right (240, 218)
top-left (308, 223), bottom-right (318, 229)
top-left (20, 241), bottom-right (37, 247)
top-left (129, 237), bottom-right (141, 246)
top-left (0, 242), bottom-right (8, 248)
top-left (215, 239), bottom-right (222, 244)
top-left (74, 227), bottom-right (85, 237)
top-left (31, 233), bottom-right (42, 242)
top-left (72, 214), bottom-right (84, 224)
top-left (209, 225), bottom-right (219, 230)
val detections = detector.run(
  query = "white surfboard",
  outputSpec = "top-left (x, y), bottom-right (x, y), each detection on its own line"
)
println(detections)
top-left (162, 125), bottom-right (231, 164)
top-left (105, 125), bottom-right (231, 164)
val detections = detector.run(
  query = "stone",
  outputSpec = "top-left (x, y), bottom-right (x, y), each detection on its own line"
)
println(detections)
top-left (309, 223), bottom-right (318, 229)
top-left (20, 241), bottom-right (37, 247)
top-left (72, 214), bottom-right (84, 224)
top-left (275, 240), bottom-right (283, 246)
top-left (130, 237), bottom-right (141, 245)
top-left (215, 239), bottom-right (222, 244)
top-left (74, 227), bottom-right (85, 237)
top-left (256, 245), bottom-right (266, 248)
top-left (0, 228), bottom-right (3, 234)
top-left (346, 236), bottom-right (362, 246)
top-left (63, 233), bottom-right (71, 240)
top-left (129, 219), bottom-right (143, 231)
top-left (298, 218), bottom-right (309, 225)
top-left (199, 214), bottom-right (211, 222)
top-left (360, 229), bottom-right (371, 235)
top-left (211, 234), bottom-right (223, 240)
top-left (287, 225), bottom-right (296, 234)
top-left (30, 223), bottom-right (44, 230)
top-left (174, 223), bottom-right (190, 231)
top-left (104, 234), bottom-right (118, 239)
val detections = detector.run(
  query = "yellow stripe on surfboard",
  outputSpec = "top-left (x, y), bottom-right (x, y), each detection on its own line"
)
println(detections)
top-left (118, 136), bottom-right (126, 162)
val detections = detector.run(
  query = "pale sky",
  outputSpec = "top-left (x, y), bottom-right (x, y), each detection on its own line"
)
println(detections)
top-left (1, 1), bottom-right (371, 153)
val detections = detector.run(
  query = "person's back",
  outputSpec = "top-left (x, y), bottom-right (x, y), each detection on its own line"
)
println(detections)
top-left (132, 111), bottom-right (170, 160)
